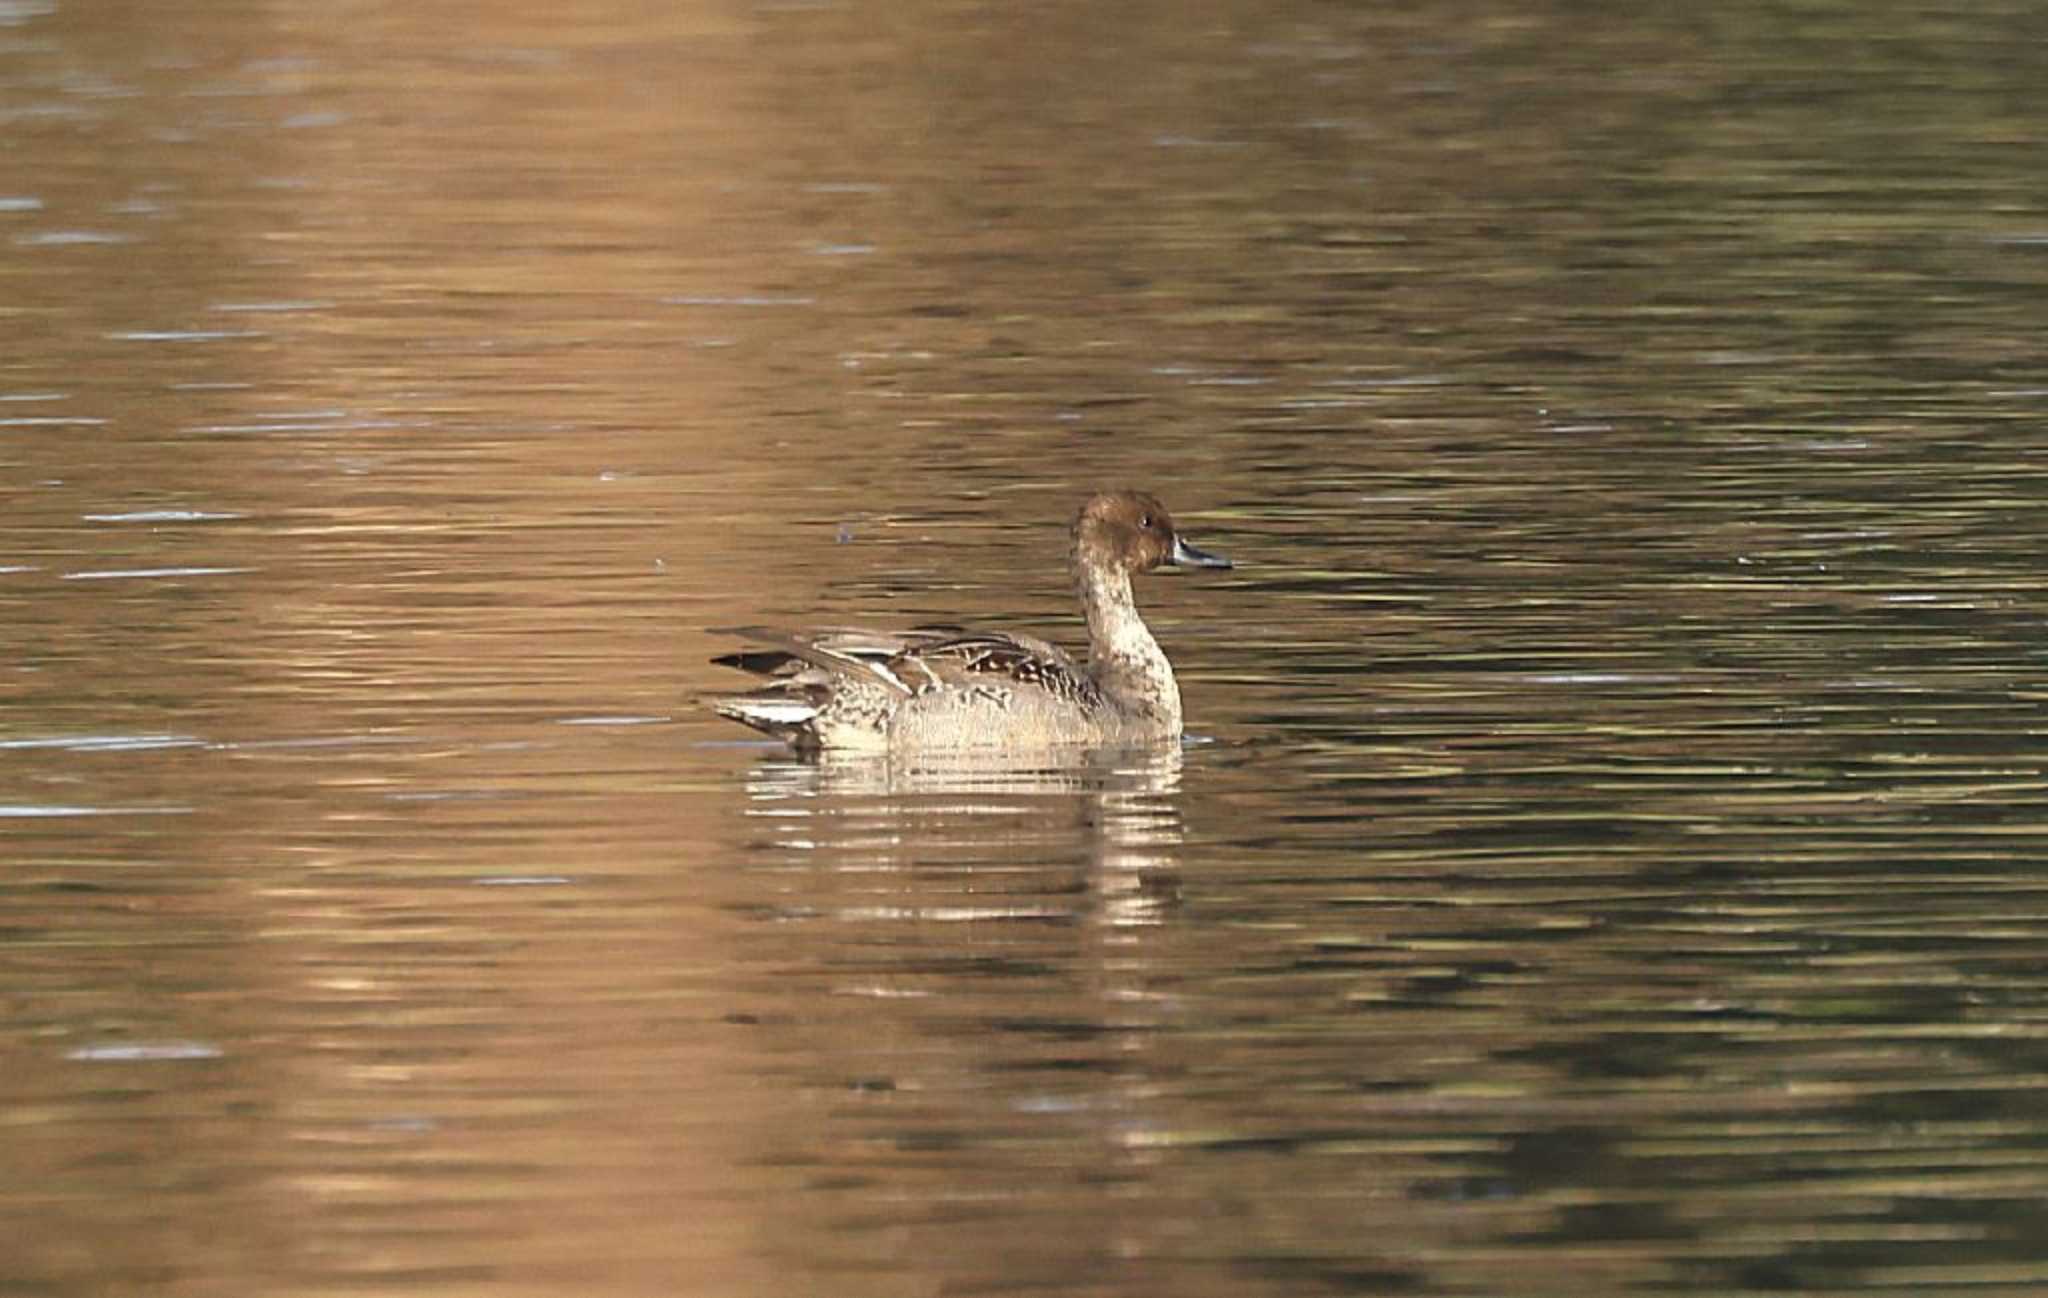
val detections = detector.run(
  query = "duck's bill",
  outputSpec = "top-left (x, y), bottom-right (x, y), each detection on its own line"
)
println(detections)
top-left (1169, 536), bottom-right (1232, 570)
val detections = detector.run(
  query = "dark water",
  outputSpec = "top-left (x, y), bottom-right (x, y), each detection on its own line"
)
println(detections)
top-left (6, 2), bottom-right (2048, 1295)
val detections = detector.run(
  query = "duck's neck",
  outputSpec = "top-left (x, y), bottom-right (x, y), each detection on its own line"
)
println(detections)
top-left (1076, 561), bottom-right (1182, 732)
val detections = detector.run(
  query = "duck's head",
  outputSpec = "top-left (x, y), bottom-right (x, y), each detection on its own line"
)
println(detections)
top-left (1073, 490), bottom-right (1232, 576)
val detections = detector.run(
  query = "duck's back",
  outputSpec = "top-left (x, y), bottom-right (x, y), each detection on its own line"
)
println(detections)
top-left (710, 625), bottom-right (1156, 752)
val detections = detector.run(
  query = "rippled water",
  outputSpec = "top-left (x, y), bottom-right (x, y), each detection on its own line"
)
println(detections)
top-left (6, 2), bottom-right (2048, 1295)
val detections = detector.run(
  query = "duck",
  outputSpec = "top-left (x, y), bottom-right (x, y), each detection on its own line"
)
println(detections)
top-left (708, 490), bottom-right (1231, 752)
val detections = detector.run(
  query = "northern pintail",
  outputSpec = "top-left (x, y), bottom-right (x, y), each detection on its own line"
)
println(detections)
top-left (709, 490), bottom-right (1232, 752)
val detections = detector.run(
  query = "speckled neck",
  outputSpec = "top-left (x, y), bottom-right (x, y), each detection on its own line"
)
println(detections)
top-left (1075, 552), bottom-right (1182, 733)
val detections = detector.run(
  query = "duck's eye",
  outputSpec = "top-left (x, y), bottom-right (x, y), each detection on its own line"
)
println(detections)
top-left (1138, 514), bottom-right (1153, 529)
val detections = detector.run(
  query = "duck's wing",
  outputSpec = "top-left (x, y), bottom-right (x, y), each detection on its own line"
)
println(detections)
top-left (898, 631), bottom-right (1101, 704)
top-left (710, 625), bottom-right (931, 696)
top-left (712, 625), bottom-right (1095, 700)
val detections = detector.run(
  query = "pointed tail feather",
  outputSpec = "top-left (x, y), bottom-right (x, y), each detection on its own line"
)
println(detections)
top-left (709, 694), bottom-right (821, 744)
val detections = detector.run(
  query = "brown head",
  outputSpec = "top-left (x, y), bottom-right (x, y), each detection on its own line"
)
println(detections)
top-left (1072, 490), bottom-right (1232, 576)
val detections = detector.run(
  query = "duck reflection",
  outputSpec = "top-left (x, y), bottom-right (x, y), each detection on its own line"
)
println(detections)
top-left (718, 742), bottom-right (1211, 1286)
top-left (734, 743), bottom-right (1190, 927)
top-left (716, 737), bottom-right (1196, 1285)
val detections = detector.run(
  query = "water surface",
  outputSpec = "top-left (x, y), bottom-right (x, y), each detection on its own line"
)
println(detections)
top-left (5, 2), bottom-right (2048, 1295)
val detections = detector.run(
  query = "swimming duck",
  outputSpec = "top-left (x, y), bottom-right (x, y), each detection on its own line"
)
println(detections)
top-left (708, 490), bottom-right (1231, 752)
